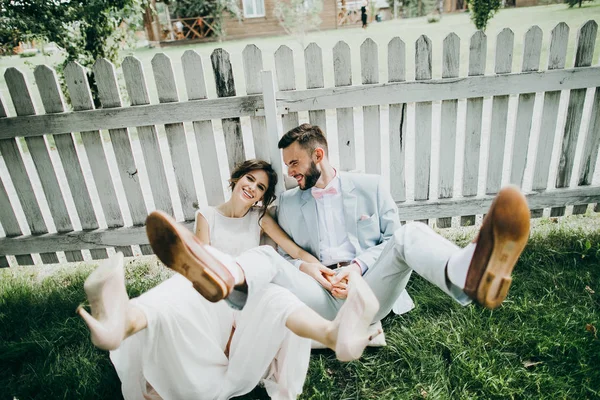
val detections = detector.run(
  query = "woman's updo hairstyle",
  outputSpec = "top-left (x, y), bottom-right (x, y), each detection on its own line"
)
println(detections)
top-left (229, 159), bottom-right (278, 220)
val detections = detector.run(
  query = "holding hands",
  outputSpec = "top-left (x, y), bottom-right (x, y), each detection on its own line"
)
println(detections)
top-left (300, 262), bottom-right (362, 300)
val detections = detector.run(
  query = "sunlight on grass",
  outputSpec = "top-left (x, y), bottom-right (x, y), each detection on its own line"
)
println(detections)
top-left (1, 214), bottom-right (599, 399)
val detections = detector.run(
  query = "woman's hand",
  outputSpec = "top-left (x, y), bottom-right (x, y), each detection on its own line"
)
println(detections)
top-left (299, 262), bottom-right (335, 291)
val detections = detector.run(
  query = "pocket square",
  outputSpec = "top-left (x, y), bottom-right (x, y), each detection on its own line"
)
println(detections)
top-left (360, 214), bottom-right (370, 221)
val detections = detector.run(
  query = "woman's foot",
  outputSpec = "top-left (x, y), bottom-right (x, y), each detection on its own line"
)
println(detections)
top-left (77, 252), bottom-right (129, 351)
top-left (329, 272), bottom-right (381, 362)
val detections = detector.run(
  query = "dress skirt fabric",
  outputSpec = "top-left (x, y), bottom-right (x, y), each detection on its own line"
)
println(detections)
top-left (110, 274), bottom-right (310, 400)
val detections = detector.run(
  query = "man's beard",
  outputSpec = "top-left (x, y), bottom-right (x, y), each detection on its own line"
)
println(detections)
top-left (300, 161), bottom-right (321, 190)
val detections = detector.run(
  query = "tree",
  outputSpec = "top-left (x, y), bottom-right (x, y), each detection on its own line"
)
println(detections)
top-left (1, 0), bottom-right (147, 103)
top-left (468, 0), bottom-right (501, 31)
top-left (273, 0), bottom-right (323, 47)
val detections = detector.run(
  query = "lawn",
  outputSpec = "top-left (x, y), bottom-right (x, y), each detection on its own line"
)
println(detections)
top-left (1, 214), bottom-right (598, 399)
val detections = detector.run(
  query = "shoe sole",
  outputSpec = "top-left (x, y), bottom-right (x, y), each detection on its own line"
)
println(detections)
top-left (146, 211), bottom-right (232, 302)
top-left (466, 185), bottom-right (530, 309)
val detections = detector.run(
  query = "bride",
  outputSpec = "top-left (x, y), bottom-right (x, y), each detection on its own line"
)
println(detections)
top-left (77, 159), bottom-right (380, 400)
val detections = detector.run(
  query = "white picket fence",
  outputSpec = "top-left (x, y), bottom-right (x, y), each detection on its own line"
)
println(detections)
top-left (0, 21), bottom-right (599, 267)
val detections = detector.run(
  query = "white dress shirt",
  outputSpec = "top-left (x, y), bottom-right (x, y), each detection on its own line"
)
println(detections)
top-left (312, 174), bottom-right (356, 267)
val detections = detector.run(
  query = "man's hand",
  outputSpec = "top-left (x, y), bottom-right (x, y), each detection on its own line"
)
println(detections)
top-left (299, 262), bottom-right (335, 290)
top-left (330, 263), bottom-right (362, 299)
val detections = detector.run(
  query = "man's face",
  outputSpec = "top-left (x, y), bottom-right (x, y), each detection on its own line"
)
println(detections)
top-left (282, 141), bottom-right (322, 190)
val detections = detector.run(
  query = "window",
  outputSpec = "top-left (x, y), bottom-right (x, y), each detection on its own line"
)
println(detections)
top-left (243, 0), bottom-right (265, 17)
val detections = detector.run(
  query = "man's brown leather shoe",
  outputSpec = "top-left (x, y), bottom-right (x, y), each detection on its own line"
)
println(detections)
top-left (146, 210), bottom-right (235, 302)
top-left (464, 185), bottom-right (530, 309)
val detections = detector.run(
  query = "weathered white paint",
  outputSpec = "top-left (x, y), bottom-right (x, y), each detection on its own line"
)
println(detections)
top-left (361, 38), bottom-right (381, 175)
top-left (304, 43), bottom-right (327, 131)
top-left (486, 28), bottom-right (513, 195)
top-left (181, 51), bottom-right (224, 207)
top-left (152, 53), bottom-right (198, 221)
top-left (275, 45), bottom-right (300, 134)
top-left (333, 41), bottom-right (355, 171)
top-left (123, 56), bottom-right (175, 215)
top-left (388, 37), bottom-right (407, 203)
top-left (414, 35), bottom-right (433, 203)
top-left (510, 26), bottom-right (542, 187)
top-left (437, 32), bottom-right (461, 228)
top-left (242, 45), bottom-right (270, 162)
top-left (554, 20), bottom-right (597, 216)
top-left (210, 49), bottom-right (245, 173)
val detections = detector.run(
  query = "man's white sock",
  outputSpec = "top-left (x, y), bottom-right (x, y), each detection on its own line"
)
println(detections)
top-left (446, 242), bottom-right (477, 289)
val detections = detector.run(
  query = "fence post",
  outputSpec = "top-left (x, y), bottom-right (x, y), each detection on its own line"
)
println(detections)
top-left (261, 70), bottom-right (285, 198)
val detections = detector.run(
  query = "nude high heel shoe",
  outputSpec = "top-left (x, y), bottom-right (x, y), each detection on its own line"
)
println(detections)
top-left (334, 273), bottom-right (381, 362)
top-left (76, 252), bottom-right (129, 351)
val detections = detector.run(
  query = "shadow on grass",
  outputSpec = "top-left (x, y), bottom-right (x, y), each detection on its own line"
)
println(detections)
top-left (1, 218), bottom-right (599, 399)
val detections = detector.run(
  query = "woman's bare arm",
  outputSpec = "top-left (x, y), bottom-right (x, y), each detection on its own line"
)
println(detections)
top-left (260, 212), bottom-right (319, 264)
top-left (194, 212), bottom-right (211, 243)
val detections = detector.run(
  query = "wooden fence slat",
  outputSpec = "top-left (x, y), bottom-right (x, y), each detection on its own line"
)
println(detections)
top-left (304, 43), bottom-right (327, 131)
top-left (2, 69), bottom-right (55, 263)
top-left (96, 59), bottom-right (149, 256)
top-left (360, 38), bottom-right (381, 175)
top-left (95, 59), bottom-right (148, 229)
top-left (510, 26), bottom-right (542, 187)
top-left (553, 20), bottom-right (597, 216)
top-left (388, 37), bottom-right (407, 204)
top-left (531, 22), bottom-right (569, 217)
top-left (262, 70), bottom-right (286, 196)
top-left (414, 35), bottom-right (433, 224)
top-left (182, 51), bottom-right (224, 207)
top-left (577, 87), bottom-right (600, 186)
top-left (34, 65), bottom-right (87, 262)
top-left (211, 49), bottom-right (245, 172)
top-left (152, 53), bottom-right (198, 221)
top-left (7, 67), bottom-right (68, 263)
top-left (65, 61), bottom-right (122, 260)
top-left (275, 45), bottom-right (300, 133)
top-left (333, 41), bottom-right (356, 171)
top-left (242, 45), bottom-right (270, 161)
top-left (0, 174), bottom-right (33, 266)
top-left (461, 31), bottom-right (487, 226)
top-left (123, 56), bottom-right (174, 223)
top-left (486, 28), bottom-right (514, 197)
top-left (437, 32), bottom-right (461, 228)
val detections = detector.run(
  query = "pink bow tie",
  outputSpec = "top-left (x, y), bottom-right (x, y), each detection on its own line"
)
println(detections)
top-left (312, 186), bottom-right (337, 199)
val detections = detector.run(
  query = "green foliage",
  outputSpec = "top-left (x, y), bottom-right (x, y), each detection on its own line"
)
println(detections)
top-left (1, 215), bottom-right (599, 398)
top-left (391, 0), bottom-right (438, 18)
top-left (0, 0), bottom-right (147, 104)
top-left (564, 0), bottom-right (594, 7)
top-left (468, 0), bottom-right (502, 30)
top-left (273, 0), bottom-right (323, 46)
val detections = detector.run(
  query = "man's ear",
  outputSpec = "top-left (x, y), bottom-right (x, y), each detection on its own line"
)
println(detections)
top-left (313, 147), bottom-right (325, 163)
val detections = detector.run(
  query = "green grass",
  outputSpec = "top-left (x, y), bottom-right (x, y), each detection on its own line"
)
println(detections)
top-left (1, 214), bottom-right (599, 399)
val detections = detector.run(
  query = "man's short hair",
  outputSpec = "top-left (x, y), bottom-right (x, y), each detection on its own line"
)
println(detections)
top-left (278, 123), bottom-right (328, 154)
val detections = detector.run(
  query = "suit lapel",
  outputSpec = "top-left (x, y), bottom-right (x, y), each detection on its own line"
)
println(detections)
top-left (300, 189), bottom-right (320, 256)
top-left (340, 173), bottom-right (360, 252)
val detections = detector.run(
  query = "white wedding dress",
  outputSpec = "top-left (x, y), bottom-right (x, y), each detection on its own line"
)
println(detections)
top-left (110, 207), bottom-right (311, 400)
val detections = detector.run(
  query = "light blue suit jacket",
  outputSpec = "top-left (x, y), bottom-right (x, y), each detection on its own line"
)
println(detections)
top-left (276, 172), bottom-right (401, 269)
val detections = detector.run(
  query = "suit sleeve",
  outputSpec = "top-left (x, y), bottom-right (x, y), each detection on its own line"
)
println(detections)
top-left (275, 195), bottom-right (303, 267)
top-left (354, 176), bottom-right (400, 270)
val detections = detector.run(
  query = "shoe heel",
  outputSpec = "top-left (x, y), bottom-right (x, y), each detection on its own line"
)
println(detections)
top-left (478, 270), bottom-right (512, 309)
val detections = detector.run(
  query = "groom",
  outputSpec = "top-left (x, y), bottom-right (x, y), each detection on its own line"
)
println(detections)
top-left (266, 123), bottom-right (530, 321)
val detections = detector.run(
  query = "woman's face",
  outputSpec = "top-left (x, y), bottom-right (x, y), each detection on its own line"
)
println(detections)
top-left (233, 170), bottom-right (269, 207)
